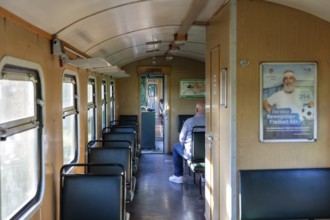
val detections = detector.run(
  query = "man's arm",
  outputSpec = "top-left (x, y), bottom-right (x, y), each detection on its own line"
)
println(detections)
top-left (179, 118), bottom-right (192, 145)
top-left (263, 100), bottom-right (272, 113)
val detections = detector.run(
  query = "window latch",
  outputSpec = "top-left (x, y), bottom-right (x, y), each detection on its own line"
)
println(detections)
top-left (0, 128), bottom-right (7, 141)
top-left (37, 99), bottom-right (44, 107)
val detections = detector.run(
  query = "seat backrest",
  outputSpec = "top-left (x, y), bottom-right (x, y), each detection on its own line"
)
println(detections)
top-left (178, 114), bottom-right (194, 132)
top-left (239, 168), bottom-right (330, 220)
top-left (88, 147), bottom-right (132, 183)
top-left (110, 127), bottom-right (138, 150)
top-left (88, 139), bottom-right (130, 148)
top-left (103, 132), bottom-right (134, 145)
top-left (191, 126), bottom-right (205, 162)
top-left (118, 120), bottom-right (138, 126)
top-left (111, 119), bottom-right (138, 127)
top-left (111, 127), bottom-right (136, 133)
top-left (102, 132), bottom-right (136, 155)
top-left (119, 115), bottom-right (138, 123)
top-left (60, 163), bottom-right (125, 220)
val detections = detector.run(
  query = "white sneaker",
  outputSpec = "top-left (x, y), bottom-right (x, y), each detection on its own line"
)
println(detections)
top-left (169, 175), bottom-right (184, 184)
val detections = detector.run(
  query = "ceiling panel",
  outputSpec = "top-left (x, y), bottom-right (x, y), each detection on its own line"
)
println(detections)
top-left (266, 0), bottom-right (330, 23)
top-left (2, 0), bottom-right (330, 69)
top-left (1, 0), bottom-right (226, 68)
top-left (1, 0), bottom-right (138, 33)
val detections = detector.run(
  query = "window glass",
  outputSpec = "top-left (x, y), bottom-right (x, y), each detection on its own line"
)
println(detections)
top-left (62, 114), bottom-right (76, 164)
top-left (0, 80), bottom-right (34, 124)
top-left (102, 104), bottom-right (106, 128)
top-left (62, 82), bottom-right (74, 108)
top-left (101, 80), bottom-right (107, 128)
top-left (88, 108), bottom-right (95, 141)
top-left (62, 73), bottom-right (78, 165)
top-left (87, 78), bottom-right (96, 141)
top-left (110, 81), bottom-right (115, 121)
top-left (87, 83), bottom-right (93, 103)
top-left (101, 82), bottom-right (105, 100)
top-left (1, 129), bottom-right (38, 219)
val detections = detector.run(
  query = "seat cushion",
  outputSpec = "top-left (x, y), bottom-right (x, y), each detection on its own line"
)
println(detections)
top-left (190, 162), bottom-right (205, 173)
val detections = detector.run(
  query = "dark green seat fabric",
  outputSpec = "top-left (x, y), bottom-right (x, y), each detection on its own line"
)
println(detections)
top-left (239, 168), bottom-right (330, 220)
top-left (88, 146), bottom-right (135, 202)
top-left (188, 126), bottom-right (205, 199)
top-left (189, 162), bottom-right (205, 173)
top-left (102, 132), bottom-right (138, 170)
top-left (60, 163), bottom-right (127, 220)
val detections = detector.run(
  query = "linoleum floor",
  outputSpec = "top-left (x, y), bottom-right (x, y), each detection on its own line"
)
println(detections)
top-left (127, 154), bottom-right (205, 220)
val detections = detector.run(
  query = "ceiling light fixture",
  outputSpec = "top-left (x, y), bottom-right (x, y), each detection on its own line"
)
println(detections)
top-left (169, 44), bottom-right (180, 53)
top-left (146, 49), bottom-right (159, 53)
top-left (146, 40), bottom-right (162, 45)
top-left (174, 33), bottom-right (187, 46)
top-left (165, 54), bottom-right (174, 61)
top-left (152, 56), bottom-right (157, 65)
top-left (150, 35), bottom-right (157, 65)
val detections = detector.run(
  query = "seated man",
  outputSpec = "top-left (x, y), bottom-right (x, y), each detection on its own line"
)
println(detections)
top-left (169, 100), bottom-right (205, 184)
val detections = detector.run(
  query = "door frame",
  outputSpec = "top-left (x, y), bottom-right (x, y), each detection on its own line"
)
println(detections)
top-left (137, 66), bottom-right (171, 153)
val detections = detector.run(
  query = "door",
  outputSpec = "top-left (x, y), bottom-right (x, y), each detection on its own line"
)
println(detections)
top-left (140, 74), bottom-right (165, 153)
top-left (205, 45), bottom-right (221, 220)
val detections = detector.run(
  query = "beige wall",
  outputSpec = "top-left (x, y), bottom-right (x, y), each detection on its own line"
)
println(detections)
top-left (236, 0), bottom-right (330, 170)
top-left (206, 0), bottom-right (330, 219)
top-left (119, 57), bottom-right (205, 152)
top-left (206, 2), bottom-right (231, 220)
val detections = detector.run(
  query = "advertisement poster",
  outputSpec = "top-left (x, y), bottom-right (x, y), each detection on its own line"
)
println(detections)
top-left (260, 62), bottom-right (317, 142)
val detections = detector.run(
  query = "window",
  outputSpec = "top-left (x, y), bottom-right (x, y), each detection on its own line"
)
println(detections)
top-left (110, 80), bottom-right (115, 122)
top-left (0, 57), bottom-right (44, 220)
top-left (101, 80), bottom-right (108, 129)
top-left (87, 78), bottom-right (96, 141)
top-left (62, 73), bottom-right (79, 165)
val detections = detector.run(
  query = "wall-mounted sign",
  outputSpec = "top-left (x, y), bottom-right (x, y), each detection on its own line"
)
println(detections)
top-left (260, 62), bottom-right (317, 142)
top-left (220, 68), bottom-right (227, 108)
top-left (179, 79), bottom-right (205, 99)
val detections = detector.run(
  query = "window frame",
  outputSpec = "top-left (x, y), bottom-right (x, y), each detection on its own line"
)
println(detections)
top-left (109, 80), bottom-right (115, 122)
top-left (101, 79), bottom-right (108, 129)
top-left (87, 77), bottom-right (96, 141)
top-left (62, 71), bottom-right (79, 165)
top-left (0, 56), bottom-right (45, 220)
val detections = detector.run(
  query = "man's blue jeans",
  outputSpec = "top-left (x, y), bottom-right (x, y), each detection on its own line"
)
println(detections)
top-left (172, 143), bottom-right (185, 176)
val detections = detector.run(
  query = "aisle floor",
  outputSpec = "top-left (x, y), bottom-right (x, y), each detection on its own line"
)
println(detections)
top-left (127, 154), bottom-right (205, 220)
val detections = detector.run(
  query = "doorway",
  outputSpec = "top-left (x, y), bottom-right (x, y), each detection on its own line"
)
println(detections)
top-left (140, 74), bottom-right (164, 153)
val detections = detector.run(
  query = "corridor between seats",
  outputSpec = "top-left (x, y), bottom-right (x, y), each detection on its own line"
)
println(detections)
top-left (127, 154), bottom-right (205, 220)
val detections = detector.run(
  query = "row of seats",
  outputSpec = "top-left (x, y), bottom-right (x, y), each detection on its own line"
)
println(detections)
top-left (60, 115), bottom-right (139, 220)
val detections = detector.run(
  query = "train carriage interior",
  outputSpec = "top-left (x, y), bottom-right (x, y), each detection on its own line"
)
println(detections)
top-left (1, 0), bottom-right (330, 220)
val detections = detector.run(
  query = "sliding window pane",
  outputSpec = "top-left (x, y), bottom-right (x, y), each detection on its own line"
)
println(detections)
top-left (88, 108), bottom-right (95, 141)
top-left (0, 129), bottom-right (38, 220)
top-left (0, 80), bottom-right (34, 124)
top-left (87, 83), bottom-right (93, 103)
top-left (62, 82), bottom-right (74, 108)
top-left (62, 114), bottom-right (76, 164)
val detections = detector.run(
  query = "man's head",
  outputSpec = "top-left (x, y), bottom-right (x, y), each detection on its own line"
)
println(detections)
top-left (195, 100), bottom-right (205, 115)
top-left (282, 70), bottom-right (296, 93)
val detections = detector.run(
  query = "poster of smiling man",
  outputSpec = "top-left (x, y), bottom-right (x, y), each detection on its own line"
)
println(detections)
top-left (260, 62), bottom-right (317, 142)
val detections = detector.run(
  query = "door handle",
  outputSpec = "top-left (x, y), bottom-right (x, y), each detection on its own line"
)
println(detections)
top-left (208, 135), bottom-right (213, 147)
